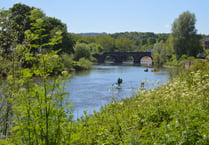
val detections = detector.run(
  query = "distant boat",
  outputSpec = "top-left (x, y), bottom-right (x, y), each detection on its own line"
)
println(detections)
top-left (144, 68), bottom-right (148, 72)
top-left (151, 69), bottom-right (159, 72)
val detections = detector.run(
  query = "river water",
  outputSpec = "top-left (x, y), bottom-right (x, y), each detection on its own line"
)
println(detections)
top-left (65, 62), bottom-right (174, 120)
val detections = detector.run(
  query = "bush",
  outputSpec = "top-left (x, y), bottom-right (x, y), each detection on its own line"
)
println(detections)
top-left (73, 57), bottom-right (92, 71)
top-left (78, 57), bottom-right (92, 70)
top-left (61, 53), bottom-right (74, 72)
top-left (74, 43), bottom-right (91, 61)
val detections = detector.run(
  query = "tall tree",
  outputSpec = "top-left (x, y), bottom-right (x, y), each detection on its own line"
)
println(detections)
top-left (152, 40), bottom-right (167, 65)
top-left (74, 43), bottom-right (91, 61)
top-left (0, 4), bottom-right (75, 55)
top-left (43, 17), bottom-right (75, 54)
top-left (96, 35), bottom-right (115, 52)
top-left (171, 11), bottom-right (201, 59)
top-left (115, 37), bottom-right (133, 52)
top-left (9, 3), bottom-right (32, 44)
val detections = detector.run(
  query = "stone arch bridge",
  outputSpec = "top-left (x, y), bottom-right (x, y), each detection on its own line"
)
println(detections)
top-left (93, 52), bottom-right (153, 64)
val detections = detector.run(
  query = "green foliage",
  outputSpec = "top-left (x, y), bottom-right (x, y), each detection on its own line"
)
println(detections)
top-left (0, 3), bottom-right (75, 55)
top-left (204, 49), bottom-right (209, 57)
top-left (171, 11), bottom-right (202, 59)
top-left (61, 53), bottom-right (74, 72)
top-left (152, 40), bottom-right (167, 65)
top-left (74, 32), bottom-right (170, 55)
top-left (188, 59), bottom-right (208, 71)
top-left (68, 62), bottom-right (209, 144)
top-left (88, 43), bottom-right (104, 55)
top-left (115, 37), bottom-right (133, 52)
top-left (0, 15), bottom-right (73, 145)
top-left (111, 32), bottom-right (168, 41)
top-left (95, 35), bottom-right (115, 52)
top-left (74, 43), bottom-right (91, 61)
top-left (73, 57), bottom-right (92, 71)
top-left (78, 57), bottom-right (92, 70)
top-left (2, 4), bottom-right (209, 144)
top-left (148, 37), bottom-right (156, 45)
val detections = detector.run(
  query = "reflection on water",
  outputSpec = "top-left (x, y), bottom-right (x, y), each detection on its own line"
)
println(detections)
top-left (65, 62), bottom-right (175, 120)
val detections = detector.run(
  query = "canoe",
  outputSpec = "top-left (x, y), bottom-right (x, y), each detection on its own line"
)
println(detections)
top-left (144, 68), bottom-right (148, 72)
top-left (151, 69), bottom-right (159, 72)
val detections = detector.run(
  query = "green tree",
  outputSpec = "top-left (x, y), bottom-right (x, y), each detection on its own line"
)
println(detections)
top-left (88, 43), bottom-right (104, 54)
top-left (0, 3), bottom-right (36, 54)
top-left (9, 3), bottom-right (33, 44)
top-left (61, 53), bottom-right (74, 71)
top-left (96, 35), bottom-right (115, 52)
top-left (171, 11), bottom-right (201, 59)
top-left (74, 43), bottom-right (91, 61)
top-left (0, 16), bottom-right (73, 144)
top-left (140, 39), bottom-right (147, 45)
top-left (0, 4), bottom-right (75, 55)
top-left (148, 37), bottom-right (156, 45)
top-left (152, 40), bottom-right (167, 65)
top-left (43, 17), bottom-right (75, 54)
top-left (164, 35), bottom-right (175, 61)
top-left (0, 9), bottom-right (17, 53)
top-left (115, 37), bottom-right (133, 52)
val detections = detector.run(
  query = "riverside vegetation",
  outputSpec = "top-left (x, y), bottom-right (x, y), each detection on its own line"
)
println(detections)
top-left (1, 3), bottom-right (209, 145)
top-left (69, 60), bottom-right (209, 144)
top-left (1, 44), bottom-right (209, 144)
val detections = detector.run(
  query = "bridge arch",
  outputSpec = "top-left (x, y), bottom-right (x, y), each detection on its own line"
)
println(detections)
top-left (136, 56), bottom-right (153, 64)
top-left (103, 52), bottom-right (125, 63)
top-left (93, 52), bottom-right (153, 64)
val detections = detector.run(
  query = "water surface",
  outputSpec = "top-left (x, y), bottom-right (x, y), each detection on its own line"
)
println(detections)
top-left (65, 63), bottom-right (172, 120)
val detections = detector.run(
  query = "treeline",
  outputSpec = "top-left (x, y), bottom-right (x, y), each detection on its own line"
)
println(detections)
top-left (73, 32), bottom-right (169, 53)
top-left (69, 32), bottom-right (170, 64)
top-left (0, 3), bottom-right (75, 54)
top-left (0, 3), bottom-right (93, 74)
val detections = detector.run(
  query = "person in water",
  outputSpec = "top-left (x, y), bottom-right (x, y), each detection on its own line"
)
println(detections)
top-left (117, 78), bottom-right (123, 86)
top-left (141, 82), bottom-right (145, 88)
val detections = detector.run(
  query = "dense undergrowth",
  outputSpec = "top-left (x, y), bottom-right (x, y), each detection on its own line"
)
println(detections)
top-left (70, 60), bottom-right (209, 144)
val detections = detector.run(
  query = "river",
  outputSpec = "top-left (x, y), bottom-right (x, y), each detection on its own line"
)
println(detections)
top-left (65, 62), bottom-right (174, 120)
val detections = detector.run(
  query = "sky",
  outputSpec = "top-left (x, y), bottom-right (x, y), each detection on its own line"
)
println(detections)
top-left (1, 0), bottom-right (209, 34)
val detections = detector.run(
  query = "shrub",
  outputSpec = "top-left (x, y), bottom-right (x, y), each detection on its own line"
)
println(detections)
top-left (61, 53), bottom-right (74, 72)
top-left (74, 43), bottom-right (91, 61)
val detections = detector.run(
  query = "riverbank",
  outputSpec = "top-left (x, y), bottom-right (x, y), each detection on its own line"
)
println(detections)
top-left (70, 62), bottom-right (209, 144)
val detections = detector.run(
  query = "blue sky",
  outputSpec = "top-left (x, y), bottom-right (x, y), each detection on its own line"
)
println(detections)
top-left (1, 0), bottom-right (209, 34)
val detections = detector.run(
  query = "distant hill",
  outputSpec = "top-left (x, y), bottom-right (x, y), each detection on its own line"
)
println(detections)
top-left (72, 32), bottom-right (170, 44)
top-left (76, 32), bottom-right (108, 37)
top-left (110, 32), bottom-right (169, 41)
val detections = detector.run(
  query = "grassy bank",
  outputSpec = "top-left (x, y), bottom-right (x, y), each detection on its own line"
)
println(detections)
top-left (70, 61), bottom-right (209, 144)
